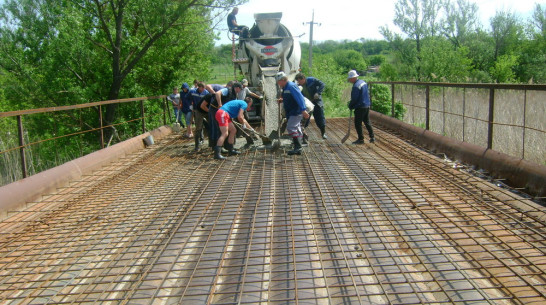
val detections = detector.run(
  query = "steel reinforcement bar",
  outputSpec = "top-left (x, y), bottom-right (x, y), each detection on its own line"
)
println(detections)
top-left (0, 118), bottom-right (544, 304)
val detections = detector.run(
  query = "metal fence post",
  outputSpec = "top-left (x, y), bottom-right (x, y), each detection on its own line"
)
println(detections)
top-left (391, 83), bottom-right (395, 118)
top-left (425, 85), bottom-right (430, 130)
top-left (17, 115), bottom-right (28, 178)
top-left (99, 105), bottom-right (104, 149)
top-left (369, 83), bottom-right (373, 106)
top-left (163, 98), bottom-right (167, 126)
top-left (523, 90), bottom-right (527, 159)
top-left (487, 88), bottom-right (495, 150)
top-left (141, 100), bottom-right (146, 133)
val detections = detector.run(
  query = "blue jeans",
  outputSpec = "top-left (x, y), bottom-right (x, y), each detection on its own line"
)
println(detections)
top-left (173, 108), bottom-right (184, 127)
top-left (183, 111), bottom-right (192, 127)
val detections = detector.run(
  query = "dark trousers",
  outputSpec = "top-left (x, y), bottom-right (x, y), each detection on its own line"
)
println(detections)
top-left (229, 26), bottom-right (249, 38)
top-left (208, 108), bottom-right (219, 148)
top-left (304, 105), bottom-right (326, 129)
top-left (354, 107), bottom-right (374, 140)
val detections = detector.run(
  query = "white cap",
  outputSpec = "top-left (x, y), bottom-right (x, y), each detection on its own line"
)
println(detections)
top-left (347, 70), bottom-right (359, 79)
top-left (275, 71), bottom-right (286, 81)
top-left (241, 79), bottom-right (249, 85)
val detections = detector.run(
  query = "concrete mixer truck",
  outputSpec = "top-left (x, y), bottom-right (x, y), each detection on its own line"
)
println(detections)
top-left (231, 12), bottom-right (301, 138)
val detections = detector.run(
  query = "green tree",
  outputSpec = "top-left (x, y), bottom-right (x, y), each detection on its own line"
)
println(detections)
top-left (420, 37), bottom-right (473, 82)
top-left (490, 10), bottom-right (524, 60)
top-left (391, 0), bottom-right (443, 80)
top-left (368, 55), bottom-right (385, 66)
top-left (332, 49), bottom-right (368, 73)
top-left (0, 0), bottom-right (242, 131)
top-left (517, 3), bottom-right (546, 83)
top-left (442, 0), bottom-right (479, 48)
top-left (490, 54), bottom-right (519, 83)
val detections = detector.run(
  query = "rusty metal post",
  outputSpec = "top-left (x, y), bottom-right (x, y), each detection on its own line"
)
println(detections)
top-left (487, 88), bottom-right (495, 150)
top-left (99, 105), bottom-right (104, 149)
top-left (141, 100), bottom-right (146, 133)
top-left (369, 83), bottom-right (372, 105)
top-left (462, 88), bottom-right (466, 142)
top-left (425, 85), bottom-right (430, 130)
top-left (391, 83), bottom-right (395, 118)
top-left (17, 115), bottom-right (28, 178)
top-left (522, 90), bottom-right (527, 159)
top-left (163, 98), bottom-right (168, 125)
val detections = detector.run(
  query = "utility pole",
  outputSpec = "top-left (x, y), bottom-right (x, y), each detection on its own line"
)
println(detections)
top-left (304, 10), bottom-right (320, 76)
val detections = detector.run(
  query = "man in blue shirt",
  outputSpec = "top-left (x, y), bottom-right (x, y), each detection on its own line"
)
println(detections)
top-left (214, 100), bottom-right (252, 160)
top-left (347, 70), bottom-right (375, 144)
top-left (180, 83), bottom-right (192, 138)
top-left (227, 7), bottom-right (249, 38)
top-left (295, 73), bottom-right (328, 139)
top-left (204, 82), bottom-right (234, 149)
top-left (276, 72), bottom-right (310, 155)
top-left (189, 82), bottom-right (209, 151)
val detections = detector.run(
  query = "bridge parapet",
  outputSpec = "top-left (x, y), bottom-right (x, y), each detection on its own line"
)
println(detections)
top-left (369, 82), bottom-right (546, 165)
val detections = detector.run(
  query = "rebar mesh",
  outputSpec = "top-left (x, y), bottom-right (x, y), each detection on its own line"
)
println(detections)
top-left (1, 118), bottom-right (544, 304)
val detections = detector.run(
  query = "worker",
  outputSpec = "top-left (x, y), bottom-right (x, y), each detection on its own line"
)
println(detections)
top-left (276, 72), bottom-right (309, 155)
top-left (214, 100), bottom-right (252, 160)
top-left (302, 97), bottom-right (315, 145)
top-left (180, 82), bottom-right (193, 138)
top-left (295, 73), bottom-right (328, 139)
top-left (347, 70), bottom-right (375, 144)
top-left (189, 82), bottom-right (210, 151)
top-left (167, 87), bottom-right (183, 127)
top-left (237, 79), bottom-right (262, 147)
top-left (227, 7), bottom-right (249, 38)
top-left (238, 79), bottom-right (263, 102)
top-left (205, 82), bottom-right (232, 150)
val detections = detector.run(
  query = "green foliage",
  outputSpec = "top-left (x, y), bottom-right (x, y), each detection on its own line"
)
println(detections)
top-left (303, 54), bottom-right (350, 118)
top-left (490, 54), bottom-right (519, 83)
top-left (420, 37), bottom-right (473, 82)
top-left (0, 0), bottom-right (243, 185)
top-left (369, 84), bottom-right (406, 120)
top-left (378, 63), bottom-right (398, 81)
top-left (368, 55), bottom-right (385, 66)
top-left (332, 50), bottom-right (367, 73)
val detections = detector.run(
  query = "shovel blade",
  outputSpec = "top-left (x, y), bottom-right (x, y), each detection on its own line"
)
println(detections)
top-left (341, 133), bottom-right (350, 144)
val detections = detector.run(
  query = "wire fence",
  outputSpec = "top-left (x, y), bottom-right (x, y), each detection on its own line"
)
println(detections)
top-left (0, 96), bottom-right (169, 186)
top-left (369, 82), bottom-right (546, 165)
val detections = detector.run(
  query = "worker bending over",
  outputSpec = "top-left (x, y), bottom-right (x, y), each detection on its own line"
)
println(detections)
top-left (214, 100), bottom-right (252, 160)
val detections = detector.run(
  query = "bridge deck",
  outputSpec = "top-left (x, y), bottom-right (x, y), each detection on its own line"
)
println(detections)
top-left (1, 118), bottom-right (545, 304)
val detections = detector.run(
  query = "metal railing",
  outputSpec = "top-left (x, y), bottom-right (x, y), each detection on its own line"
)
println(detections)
top-left (0, 96), bottom-right (169, 184)
top-left (369, 82), bottom-right (546, 165)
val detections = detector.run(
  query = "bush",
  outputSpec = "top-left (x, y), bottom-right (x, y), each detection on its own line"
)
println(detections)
top-left (369, 84), bottom-right (406, 120)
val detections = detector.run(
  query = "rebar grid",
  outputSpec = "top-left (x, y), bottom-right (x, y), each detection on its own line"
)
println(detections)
top-left (0, 118), bottom-right (545, 305)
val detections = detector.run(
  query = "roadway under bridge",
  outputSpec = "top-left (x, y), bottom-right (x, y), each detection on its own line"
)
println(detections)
top-left (0, 118), bottom-right (545, 304)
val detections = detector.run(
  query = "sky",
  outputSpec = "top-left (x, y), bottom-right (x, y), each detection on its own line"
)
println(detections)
top-left (215, 0), bottom-right (541, 45)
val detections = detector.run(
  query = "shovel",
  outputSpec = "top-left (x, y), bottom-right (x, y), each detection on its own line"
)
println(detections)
top-left (341, 110), bottom-right (352, 144)
top-left (173, 110), bottom-right (181, 133)
top-left (232, 121), bottom-right (272, 145)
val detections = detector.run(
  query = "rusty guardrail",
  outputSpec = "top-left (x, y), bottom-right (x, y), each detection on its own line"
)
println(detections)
top-left (0, 95), bottom-right (170, 183)
top-left (369, 82), bottom-right (546, 165)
